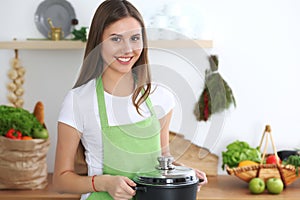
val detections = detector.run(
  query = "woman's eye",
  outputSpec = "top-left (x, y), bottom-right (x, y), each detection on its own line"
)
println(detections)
top-left (111, 36), bottom-right (121, 42)
top-left (131, 35), bottom-right (141, 42)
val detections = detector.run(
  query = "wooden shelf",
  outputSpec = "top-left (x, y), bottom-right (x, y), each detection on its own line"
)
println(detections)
top-left (0, 40), bottom-right (86, 50)
top-left (0, 40), bottom-right (212, 50)
top-left (149, 39), bottom-right (213, 49)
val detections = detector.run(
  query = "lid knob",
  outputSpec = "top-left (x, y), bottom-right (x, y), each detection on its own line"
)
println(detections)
top-left (156, 156), bottom-right (175, 170)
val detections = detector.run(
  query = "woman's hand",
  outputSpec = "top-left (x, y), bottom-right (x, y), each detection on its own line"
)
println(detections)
top-left (195, 169), bottom-right (208, 191)
top-left (172, 161), bottom-right (208, 192)
top-left (104, 175), bottom-right (136, 200)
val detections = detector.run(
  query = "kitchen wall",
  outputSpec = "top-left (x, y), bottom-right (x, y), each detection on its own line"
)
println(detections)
top-left (1, 0), bottom-right (300, 175)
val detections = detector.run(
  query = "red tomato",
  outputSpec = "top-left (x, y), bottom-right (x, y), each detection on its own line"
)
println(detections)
top-left (266, 155), bottom-right (281, 164)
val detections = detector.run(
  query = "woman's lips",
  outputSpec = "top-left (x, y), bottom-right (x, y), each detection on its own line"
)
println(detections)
top-left (115, 56), bottom-right (133, 65)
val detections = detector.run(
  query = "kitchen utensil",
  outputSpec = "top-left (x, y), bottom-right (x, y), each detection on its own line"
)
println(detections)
top-left (34, 0), bottom-right (76, 38)
top-left (48, 27), bottom-right (63, 41)
top-left (47, 18), bottom-right (64, 40)
top-left (133, 156), bottom-right (200, 200)
top-left (277, 150), bottom-right (300, 161)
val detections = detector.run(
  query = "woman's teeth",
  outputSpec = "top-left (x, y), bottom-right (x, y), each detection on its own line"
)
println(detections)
top-left (117, 57), bottom-right (131, 62)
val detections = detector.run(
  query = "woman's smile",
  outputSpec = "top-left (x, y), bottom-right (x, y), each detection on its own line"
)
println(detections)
top-left (115, 56), bottom-right (134, 65)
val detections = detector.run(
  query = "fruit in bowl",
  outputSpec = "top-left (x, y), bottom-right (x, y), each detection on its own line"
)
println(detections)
top-left (266, 155), bottom-right (281, 164)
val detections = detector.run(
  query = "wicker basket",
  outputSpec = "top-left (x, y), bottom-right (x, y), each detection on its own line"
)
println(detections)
top-left (226, 125), bottom-right (300, 187)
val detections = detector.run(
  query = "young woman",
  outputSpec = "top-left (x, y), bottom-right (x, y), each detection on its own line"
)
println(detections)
top-left (53, 0), bottom-right (207, 199)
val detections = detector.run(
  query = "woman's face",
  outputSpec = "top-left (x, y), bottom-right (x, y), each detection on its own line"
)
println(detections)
top-left (101, 17), bottom-right (143, 75)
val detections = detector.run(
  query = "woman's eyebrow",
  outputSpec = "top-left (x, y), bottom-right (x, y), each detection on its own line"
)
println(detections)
top-left (109, 32), bottom-right (141, 37)
top-left (110, 33), bottom-right (123, 37)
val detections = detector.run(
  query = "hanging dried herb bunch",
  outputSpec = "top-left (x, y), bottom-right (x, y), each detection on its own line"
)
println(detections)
top-left (194, 55), bottom-right (236, 121)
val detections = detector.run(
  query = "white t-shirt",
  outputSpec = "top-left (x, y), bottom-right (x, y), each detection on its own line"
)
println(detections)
top-left (58, 79), bottom-right (175, 198)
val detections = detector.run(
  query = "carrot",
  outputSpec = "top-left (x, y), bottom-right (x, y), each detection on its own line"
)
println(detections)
top-left (33, 101), bottom-right (44, 125)
top-left (22, 136), bottom-right (33, 140)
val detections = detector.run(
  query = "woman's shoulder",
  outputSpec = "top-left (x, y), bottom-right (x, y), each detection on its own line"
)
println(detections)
top-left (149, 83), bottom-right (176, 116)
top-left (71, 79), bottom-right (96, 96)
top-left (150, 83), bottom-right (175, 99)
top-left (62, 79), bottom-right (96, 106)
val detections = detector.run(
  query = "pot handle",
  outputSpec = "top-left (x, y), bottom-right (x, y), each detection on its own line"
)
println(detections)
top-left (132, 186), bottom-right (147, 192)
top-left (198, 178), bottom-right (204, 183)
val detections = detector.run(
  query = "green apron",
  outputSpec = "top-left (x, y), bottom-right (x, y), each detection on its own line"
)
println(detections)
top-left (87, 78), bottom-right (161, 200)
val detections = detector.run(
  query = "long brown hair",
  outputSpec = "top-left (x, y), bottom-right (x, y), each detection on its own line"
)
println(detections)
top-left (73, 0), bottom-right (151, 115)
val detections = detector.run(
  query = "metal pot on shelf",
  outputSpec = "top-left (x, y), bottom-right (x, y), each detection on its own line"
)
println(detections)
top-left (133, 156), bottom-right (201, 200)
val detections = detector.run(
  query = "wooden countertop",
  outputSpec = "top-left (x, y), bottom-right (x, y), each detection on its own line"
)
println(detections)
top-left (0, 174), bottom-right (80, 200)
top-left (0, 174), bottom-right (299, 200)
top-left (199, 175), bottom-right (300, 200)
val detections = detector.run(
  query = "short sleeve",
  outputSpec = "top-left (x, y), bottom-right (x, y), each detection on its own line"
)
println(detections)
top-left (150, 85), bottom-right (176, 119)
top-left (58, 90), bottom-right (84, 133)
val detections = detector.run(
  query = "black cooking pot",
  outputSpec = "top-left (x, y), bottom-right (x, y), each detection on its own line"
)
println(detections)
top-left (277, 150), bottom-right (300, 161)
top-left (133, 156), bottom-right (200, 200)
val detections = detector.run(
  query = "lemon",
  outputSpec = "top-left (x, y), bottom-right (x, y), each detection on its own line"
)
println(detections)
top-left (238, 160), bottom-right (259, 167)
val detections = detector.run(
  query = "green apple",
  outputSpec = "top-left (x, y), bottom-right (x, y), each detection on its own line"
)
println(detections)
top-left (32, 127), bottom-right (49, 139)
top-left (266, 178), bottom-right (284, 194)
top-left (249, 178), bottom-right (265, 194)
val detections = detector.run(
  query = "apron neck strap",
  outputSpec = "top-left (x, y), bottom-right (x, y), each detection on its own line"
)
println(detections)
top-left (96, 77), bottom-right (155, 128)
top-left (96, 77), bottom-right (109, 128)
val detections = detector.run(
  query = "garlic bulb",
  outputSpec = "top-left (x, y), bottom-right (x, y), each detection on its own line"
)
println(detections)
top-left (7, 92), bottom-right (17, 103)
top-left (15, 98), bottom-right (24, 108)
top-left (17, 66), bottom-right (26, 76)
top-left (11, 58), bottom-right (21, 69)
top-left (14, 77), bottom-right (25, 86)
top-left (7, 82), bottom-right (17, 92)
top-left (8, 69), bottom-right (18, 80)
top-left (7, 50), bottom-right (26, 108)
top-left (15, 87), bottom-right (24, 96)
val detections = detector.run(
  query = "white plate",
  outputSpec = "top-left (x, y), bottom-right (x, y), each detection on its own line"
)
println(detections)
top-left (34, 0), bottom-right (76, 38)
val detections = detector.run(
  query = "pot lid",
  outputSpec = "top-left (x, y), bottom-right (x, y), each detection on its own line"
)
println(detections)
top-left (133, 156), bottom-right (198, 186)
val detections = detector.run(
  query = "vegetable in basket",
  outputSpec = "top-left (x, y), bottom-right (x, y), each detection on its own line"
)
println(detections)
top-left (283, 155), bottom-right (300, 176)
top-left (222, 140), bottom-right (262, 170)
top-left (5, 128), bottom-right (22, 140)
top-left (0, 105), bottom-right (44, 137)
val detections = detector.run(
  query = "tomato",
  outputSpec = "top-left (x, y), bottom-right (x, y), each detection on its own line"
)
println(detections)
top-left (266, 155), bottom-right (281, 164)
top-left (32, 128), bottom-right (49, 139)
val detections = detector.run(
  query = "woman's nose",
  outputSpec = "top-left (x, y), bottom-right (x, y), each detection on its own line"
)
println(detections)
top-left (121, 40), bottom-right (133, 54)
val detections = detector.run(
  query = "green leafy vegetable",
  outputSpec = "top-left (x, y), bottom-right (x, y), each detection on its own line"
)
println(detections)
top-left (283, 155), bottom-right (300, 176)
top-left (222, 140), bottom-right (262, 170)
top-left (0, 105), bottom-right (43, 137)
top-left (72, 27), bottom-right (88, 42)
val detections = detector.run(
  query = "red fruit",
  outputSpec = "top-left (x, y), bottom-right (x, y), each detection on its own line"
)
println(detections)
top-left (266, 155), bottom-right (281, 164)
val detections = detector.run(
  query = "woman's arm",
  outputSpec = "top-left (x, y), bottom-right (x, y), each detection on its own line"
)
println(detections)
top-left (53, 122), bottom-right (136, 198)
top-left (53, 122), bottom-right (97, 193)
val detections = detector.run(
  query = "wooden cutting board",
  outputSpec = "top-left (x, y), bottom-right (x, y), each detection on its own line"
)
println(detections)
top-left (169, 131), bottom-right (218, 176)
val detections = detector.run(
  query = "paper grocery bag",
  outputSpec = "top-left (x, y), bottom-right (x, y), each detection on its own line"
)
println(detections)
top-left (0, 136), bottom-right (50, 190)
